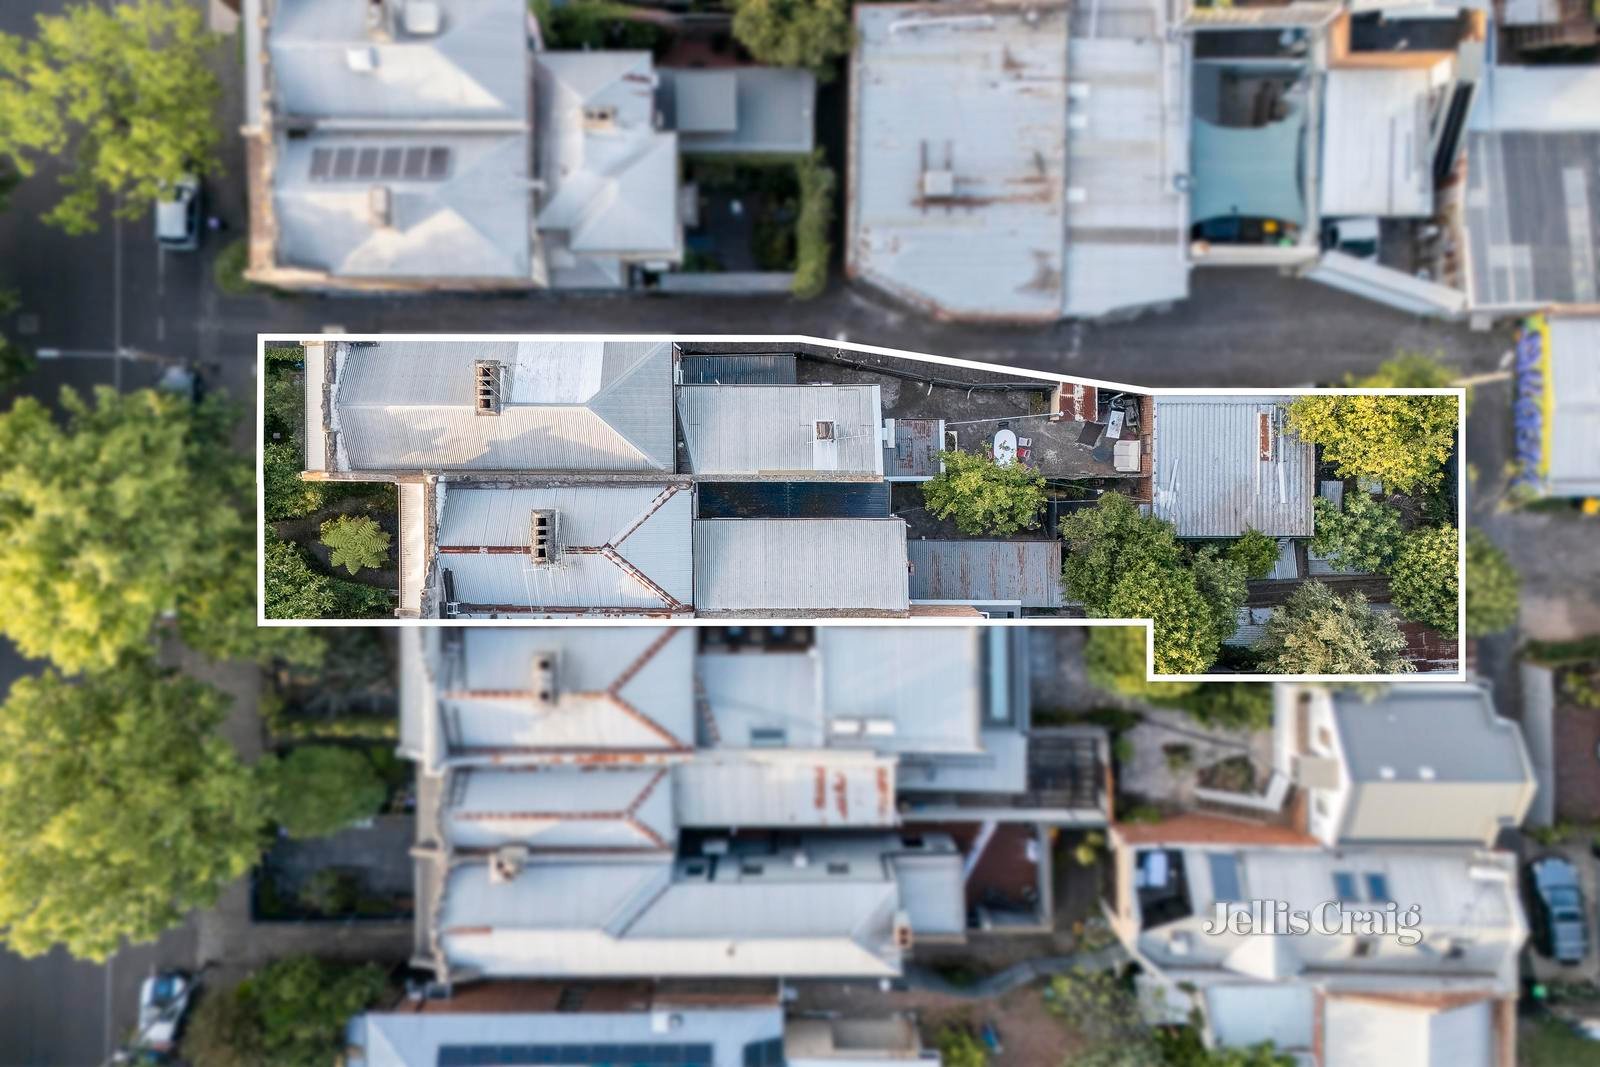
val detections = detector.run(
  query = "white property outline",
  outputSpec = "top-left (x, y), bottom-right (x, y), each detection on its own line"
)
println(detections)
top-left (255, 333), bottom-right (1467, 684)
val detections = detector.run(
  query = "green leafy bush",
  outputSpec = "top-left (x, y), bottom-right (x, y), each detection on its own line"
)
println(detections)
top-left (265, 745), bottom-right (387, 839)
top-left (1389, 524), bottom-right (1460, 636)
top-left (1464, 527), bottom-right (1518, 637)
top-left (183, 956), bottom-right (389, 1067)
top-left (1311, 492), bottom-right (1404, 574)
top-left (1287, 394), bottom-right (1457, 494)
top-left (923, 449), bottom-right (1046, 535)
top-left (934, 1025), bottom-right (988, 1067)
top-left (730, 0), bottom-right (854, 79)
top-left (1228, 527), bottom-right (1280, 580)
top-left (1256, 582), bottom-right (1412, 674)
top-left (792, 150), bottom-right (836, 299)
top-left (264, 532), bottom-right (392, 620)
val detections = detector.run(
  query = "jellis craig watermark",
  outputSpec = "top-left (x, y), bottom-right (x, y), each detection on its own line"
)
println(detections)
top-left (1203, 900), bottom-right (1424, 947)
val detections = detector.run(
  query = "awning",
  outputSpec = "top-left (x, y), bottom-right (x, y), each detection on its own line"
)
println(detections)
top-left (1191, 107), bottom-right (1307, 226)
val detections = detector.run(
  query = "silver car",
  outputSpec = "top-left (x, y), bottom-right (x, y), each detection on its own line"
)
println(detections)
top-left (154, 175), bottom-right (201, 252)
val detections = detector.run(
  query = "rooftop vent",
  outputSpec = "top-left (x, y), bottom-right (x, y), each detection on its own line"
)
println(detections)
top-left (583, 105), bottom-right (617, 131)
top-left (402, 0), bottom-right (442, 35)
top-left (921, 169), bottom-right (955, 198)
top-left (367, 184), bottom-right (392, 229)
top-left (489, 844), bottom-right (529, 884)
top-left (474, 360), bottom-right (502, 416)
top-left (529, 509), bottom-right (560, 564)
top-left (531, 650), bottom-right (558, 705)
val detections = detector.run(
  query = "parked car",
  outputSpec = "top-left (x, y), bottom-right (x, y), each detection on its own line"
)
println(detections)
top-left (111, 970), bottom-right (194, 1064)
top-left (154, 176), bottom-right (201, 252)
top-left (1529, 856), bottom-right (1589, 965)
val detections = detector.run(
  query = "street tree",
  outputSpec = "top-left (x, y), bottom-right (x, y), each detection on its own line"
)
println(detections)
top-left (0, 387), bottom-right (317, 672)
top-left (0, 0), bottom-right (221, 234)
top-left (265, 745), bottom-right (388, 840)
top-left (182, 955), bottom-right (389, 1067)
top-left (922, 449), bottom-right (1045, 536)
top-left (730, 0), bottom-right (854, 80)
top-left (1389, 524), bottom-right (1461, 636)
top-left (1256, 582), bottom-right (1413, 674)
top-left (1310, 492), bottom-right (1404, 574)
top-left (320, 515), bottom-right (391, 575)
top-left (0, 662), bottom-right (267, 960)
top-left (1465, 527), bottom-right (1519, 637)
top-left (1286, 393), bottom-right (1457, 494)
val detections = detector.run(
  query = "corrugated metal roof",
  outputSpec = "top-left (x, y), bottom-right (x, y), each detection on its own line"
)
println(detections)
top-left (330, 340), bottom-right (674, 471)
top-left (1152, 397), bottom-right (1315, 537)
top-left (678, 354), bottom-right (798, 385)
top-left (673, 752), bottom-right (898, 828)
top-left (1470, 65), bottom-right (1600, 134)
top-left (446, 766), bottom-right (675, 849)
top-left (1545, 314), bottom-right (1600, 494)
top-left (1465, 128), bottom-right (1600, 307)
top-left (350, 1007), bottom-right (784, 1067)
top-left (437, 485), bottom-right (691, 611)
top-left (661, 68), bottom-right (817, 154)
top-left (1323, 995), bottom-right (1491, 1067)
top-left (274, 133), bottom-right (532, 280)
top-left (446, 629), bottom-right (695, 751)
top-left (1321, 67), bottom-right (1440, 219)
top-left (816, 629), bottom-right (982, 753)
top-left (907, 540), bottom-right (1064, 607)
top-left (889, 852), bottom-right (967, 936)
top-left (678, 385), bottom-right (884, 478)
top-left (695, 481), bottom-right (891, 519)
top-left (268, 0), bottom-right (527, 122)
top-left (692, 520), bottom-right (909, 613)
top-left (535, 52), bottom-right (681, 259)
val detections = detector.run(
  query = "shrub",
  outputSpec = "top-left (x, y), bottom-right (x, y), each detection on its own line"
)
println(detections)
top-left (263, 442), bottom-right (327, 522)
top-left (319, 515), bottom-right (391, 575)
top-left (1310, 492), bottom-right (1404, 574)
top-left (265, 746), bottom-right (387, 839)
top-left (730, 0), bottom-right (854, 79)
top-left (935, 1025), bottom-right (988, 1067)
top-left (183, 956), bottom-right (389, 1067)
top-left (923, 449), bottom-right (1046, 536)
top-left (792, 150), bottom-right (835, 299)
top-left (1228, 528), bottom-right (1280, 580)
top-left (213, 238), bottom-right (257, 297)
top-left (1256, 582), bottom-right (1413, 674)
top-left (1389, 525), bottom-right (1460, 636)
top-left (1464, 527), bottom-right (1518, 637)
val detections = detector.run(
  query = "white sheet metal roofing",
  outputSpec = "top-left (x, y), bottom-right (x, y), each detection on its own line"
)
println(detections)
top-left (698, 650), bottom-right (827, 747)
top-left (349, 1006), bottom-right (784, 1067)
top-left (848, 1), bottom-right (1187, 321)
top-left (445, 766), bottom-right (675, 849)
top-left (678, 385), bottom-right (884, 478)
top-left (673, 751), bottom-right (898, 828)
top-left (441, 628), bottom-right (694, 752)
top-left (1322, 995), bottom-right (1492, 1067)
top-left (267, 0), bottom-right (528, 122)
top-left (535, 52), bottom-right (681, 259)
top-left (327, 340), bottom-right (674, 471)
top-left (1321, 66), bottom-right (1442, 219)
top-left (692, 520), bottom-right (909, 613)
top-left (437, 854), bottom-right (907, 977)
top-left (817, 629), bottom-right (983, 753)
top-left (436, 485), bottom-right (691, 611)
top-left (1152, 396), bottom-right (1315, 537)
top-left (273, 133), bottom-right (533, 280)
top-left (1545, 314), bottom-right (1600, 495)
top-left (661, 67), bottom-right (817, 154)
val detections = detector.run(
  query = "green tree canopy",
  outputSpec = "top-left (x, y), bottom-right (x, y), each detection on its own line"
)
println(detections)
top-left (320, 515), bottom-right (390, 575)
top-left (1389, 524), bottom-right (1460, 636)
top-left (0, 387), bottom-right (318, 671)
top-left (0, 663), bottom-right (267, 960)
top-left (1060, 493), bottom-right (1184, 611)
top-left (1228, 527), bottom-right (1280, 581)
top-left (1286, 394), bottom-right (1457, 494)
top-left (1105, 555), bottom-right (1221, 675)
top-left (730, 0), bottom-right (854, 80)
top-left (1310, 492), bottom-right (1404, 574)
top-left (1191, 545), bottom-right (1248, 647)
top-left (0, 0), bottom-right (221, 234)
top-left (1256, 582), bottom-right (1413, 674)
top-left (922, 449), bottom-right (1046, 536)
top-left (265, 745), bottom-right (387, 839)
top-left (1084, 627), bottom-right (1272, 729)
top-left (182, 956), bottom-right (389, 1067)
top-left (1465, 527), bottom-right (1519, 637)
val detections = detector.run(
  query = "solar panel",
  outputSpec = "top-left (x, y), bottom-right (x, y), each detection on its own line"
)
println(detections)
top-left (438, 1044), bottom-right (716, 1066)
top-left (427, 146), bottom-right (451, 179)
top-left (308, 147), bottom-right (332, 179)
top-left (307, 145), bottom-right (452, 183)
top-left (355, 146), bottom-right (380, 179)
top-left (380, 146), bottom-right (404, 179)
top-left (403, 146), bottom-right (427, 179)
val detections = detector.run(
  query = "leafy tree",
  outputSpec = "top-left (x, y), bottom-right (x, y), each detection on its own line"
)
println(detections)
top-left (1191, 545), bottom-right (1247, 646)
top-left (1286, 394), bottom-right (1457, 494)
top-left (1310, 492), bottom-right (1404, 574)
top-left (0, 663), bottom-right (267, 960)
top-left (1060, 493), bottom-right (1185, 612)
top-left (1353, 350), bottom-right (1455, 389)
top-left (1256, 582), bottom-right (1413, 674)
top-left (265, 745), bottom-right (387, 839)
top-left (183, 956), bottom-right (389, 1067)
top-left (1389, 524), bottom-right (1460, 636)
top-left (0, 0), bottom-right (221, 234)
top-left (1465, 527), bottom-right (1519, 637)
top-left (1105, 557), bottom-right (1220, 675)
top-left (922, 449), bottom-right (1045, 536)
top-left (264, 441), bottom-right (326, 521)
top-left (0, 289), bottom-right (33, 391)
top-left (934, 1026), bottom-right (988, 1067)
top-left (1085, 628), bottom-right (1271, 729)
top-left (320, 515), bottom-right (390, 575)
top-left (730, 0), bottom-right (854, 80)
top-left (1228, 527), bottom-right (1280, 581)
top-left (1177, 683), bottom-right (1274, 731)
top-left (262, 371), bottom-right (303, 445)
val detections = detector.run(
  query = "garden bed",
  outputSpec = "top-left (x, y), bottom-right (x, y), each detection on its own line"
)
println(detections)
top-left (680, 152), bottom-right (834, 298)
top-left (253, 813), bottom-right (415, 923)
